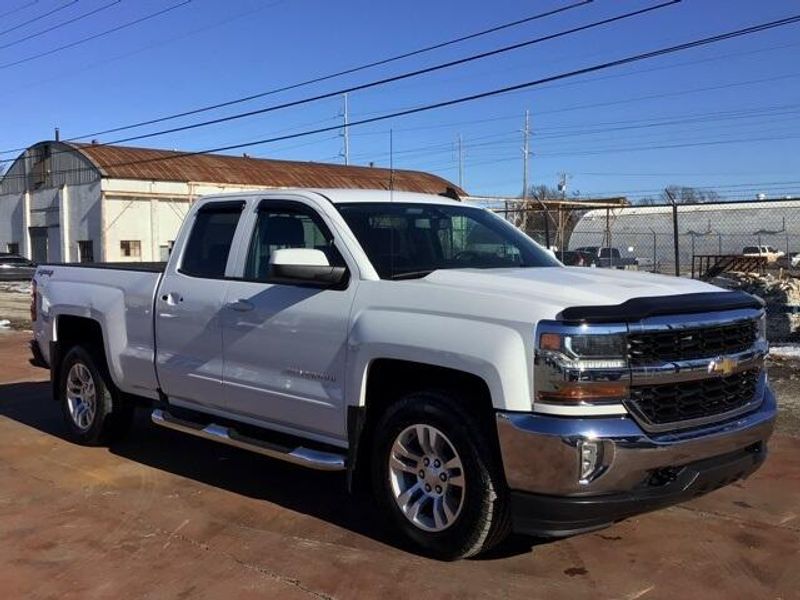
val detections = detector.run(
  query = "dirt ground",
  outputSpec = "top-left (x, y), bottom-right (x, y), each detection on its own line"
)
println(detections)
top-left (0, 330), bottom-right (798, 599)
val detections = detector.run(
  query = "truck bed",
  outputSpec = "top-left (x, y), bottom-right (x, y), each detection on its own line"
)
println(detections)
top-left (33, 262), bottom-right (165, 400)
top-left (40, 262), bottom-right (166, 272)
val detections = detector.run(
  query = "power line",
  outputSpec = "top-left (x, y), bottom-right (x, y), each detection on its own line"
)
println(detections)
top-left (3, 10), bottom-right (800, 183)
top-left (0, 0), bottom-right (675, 162)
top-left (411, 126), bottom-right (800, 171)
top-left (57, 0), bottom-right (593, 143)
top-left (348, 73), bottom-right (800, 139)
top-left (0, 0), bottom-right (123, 51)
top-left (0, 1), bottom-right (38, 20)
top-left (90, 1), bottom-right (681, 147)
top-left (8, 0), bottom-right (676, 163)
top-left (0, 1), bottom-right (287, 105)
top-left (0, 1), bottom-right (192, 70)
top-left (347, 105), bottom-right (800, 164)
top-left (0, 0), bottom-right (76, 38)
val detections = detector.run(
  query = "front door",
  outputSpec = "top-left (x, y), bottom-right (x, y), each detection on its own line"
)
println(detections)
top-left (222, 199), bottom-right (356, 441)
top-left (155, 200), bottom-right (246, 412)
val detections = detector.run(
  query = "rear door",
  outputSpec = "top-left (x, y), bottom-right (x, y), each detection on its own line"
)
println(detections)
top-left (221, 196), bottom-right (357, 441)
top-left (155, 200), bottom-right (248, 412)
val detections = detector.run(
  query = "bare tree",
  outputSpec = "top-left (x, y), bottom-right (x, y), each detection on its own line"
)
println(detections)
top-left (661, 185), bottom-right (721, 204)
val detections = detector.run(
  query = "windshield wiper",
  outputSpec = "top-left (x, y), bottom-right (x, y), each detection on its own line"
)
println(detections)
top-left (388, 270), bottom-right (435, 280)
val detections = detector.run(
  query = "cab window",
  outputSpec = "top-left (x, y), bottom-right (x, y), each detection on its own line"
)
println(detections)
top-left (180, 202), bottom-right (243, 278)
top-left (244, 203), bottom-right (344, 282)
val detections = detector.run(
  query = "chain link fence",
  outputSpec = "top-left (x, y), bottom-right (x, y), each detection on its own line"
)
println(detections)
top-left (493, 197), bottom-right (800, 343)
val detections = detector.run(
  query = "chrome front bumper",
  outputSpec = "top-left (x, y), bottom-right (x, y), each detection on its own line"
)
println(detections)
top-left (496, 381), bottom-right (777, 498)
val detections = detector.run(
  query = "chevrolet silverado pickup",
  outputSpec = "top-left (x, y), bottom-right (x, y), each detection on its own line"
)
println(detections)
top-left (32, 189), bottom-right (776, 559)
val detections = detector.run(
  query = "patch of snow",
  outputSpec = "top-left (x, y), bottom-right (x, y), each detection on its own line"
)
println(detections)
top-left (769, 345), bottom-right (800, 359)
top-left (0, 282), bottom-right (31, 295)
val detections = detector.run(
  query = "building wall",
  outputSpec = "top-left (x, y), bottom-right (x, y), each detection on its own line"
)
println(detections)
top-left (0, 141), bottom-right (103, 261)
top-left (570, 199), bottom-right (800, 272)
top-left (102, 194), bottom-right (190, 262)
top-left (0, 190), bottom-right (23, 254)
top-left (100, 178), bottom-right (263, 262)
top-left (0, 142), bottom-right (322, 263)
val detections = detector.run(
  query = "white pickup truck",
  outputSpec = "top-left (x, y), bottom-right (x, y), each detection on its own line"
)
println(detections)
top-left (32, 189), bottom-right (776, 559)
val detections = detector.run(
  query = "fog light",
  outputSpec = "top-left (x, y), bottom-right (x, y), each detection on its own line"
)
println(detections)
top-left (578, 440), bottom-right (602, 483)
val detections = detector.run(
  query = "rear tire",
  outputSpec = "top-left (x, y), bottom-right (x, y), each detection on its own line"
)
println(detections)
top-left (58, 345), bottom-right (134, 446)
top-left (372, 390), bottom-right (511, 560)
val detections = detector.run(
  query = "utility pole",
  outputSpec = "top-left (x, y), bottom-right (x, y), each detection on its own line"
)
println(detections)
top-left (457, 133), bottom-right (464, 189)
top-left (522, 109), bottom-right (552, 248)
top-left (340, 93), bottom-right (350, 165)
top-left (665, 187), bottom-right (680, 276)
top-left (522, 110), bottom-right (530, 199)
top-left (557, 172), bottom-right (569, 261)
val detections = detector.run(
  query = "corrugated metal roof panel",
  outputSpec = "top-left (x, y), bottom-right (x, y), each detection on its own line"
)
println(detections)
top-left (69, 142), bottom-right (464, 196)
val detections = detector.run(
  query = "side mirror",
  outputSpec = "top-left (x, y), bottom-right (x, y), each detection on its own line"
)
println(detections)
top-left (269, 248), bottom-right (347, 287)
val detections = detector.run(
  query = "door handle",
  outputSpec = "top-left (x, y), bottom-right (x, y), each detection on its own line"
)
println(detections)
top-left (228, 299), bottom-right (255, 312)
top-left (160, 292), bottom-right (183, 305)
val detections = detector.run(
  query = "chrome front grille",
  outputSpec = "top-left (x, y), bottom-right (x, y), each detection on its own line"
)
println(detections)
top-left (627, 369), bottom-right (760, 429)
top-left (628, 320), bottom-right (757, 366)
top-left (626, 309), bottom-right (766, 432)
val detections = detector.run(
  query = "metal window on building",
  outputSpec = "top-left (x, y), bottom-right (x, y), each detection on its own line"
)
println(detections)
top-left (6, 243), bottom-right (19, 255)
top-left (77, 241), bottom-right (94, 263)
top-left (159, 242), bottom-right (173, 262)
top-left (120, 240), bottom-right (141, 259)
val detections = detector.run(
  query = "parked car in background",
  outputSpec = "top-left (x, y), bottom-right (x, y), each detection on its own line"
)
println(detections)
top-left (743, 245), bottom-right (784, 263)
top-left (0, 254), bottom-right (36, 281)
top-left (574, 246), bottom-right (639, 269)
top-left (559, 250), bottom-right (592, 266)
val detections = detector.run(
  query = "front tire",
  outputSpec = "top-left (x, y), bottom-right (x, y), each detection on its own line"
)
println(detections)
top-left (372, 391), bottom-right (511, 560)
top-left (58, 345), bottom-right (134, 446)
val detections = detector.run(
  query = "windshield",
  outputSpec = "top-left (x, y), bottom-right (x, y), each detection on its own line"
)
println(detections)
top-left (337, 202), bottom-right (559, 279)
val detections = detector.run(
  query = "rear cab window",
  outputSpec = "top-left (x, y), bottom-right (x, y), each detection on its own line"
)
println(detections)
top-left (179, 201), bottom-right (244, 278)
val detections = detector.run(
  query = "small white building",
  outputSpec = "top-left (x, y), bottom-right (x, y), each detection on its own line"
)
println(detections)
top-left (0, 140), bottom-right (461, 263)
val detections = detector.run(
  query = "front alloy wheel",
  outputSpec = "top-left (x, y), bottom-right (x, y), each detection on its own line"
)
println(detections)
top-left (373, 391), bottom-right (511, 559)
top-left (389, 424), bottom-right (466, 532)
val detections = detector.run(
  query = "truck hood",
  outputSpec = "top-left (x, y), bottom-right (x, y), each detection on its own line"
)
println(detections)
top-left (421, 267), bottom-right (720, 311)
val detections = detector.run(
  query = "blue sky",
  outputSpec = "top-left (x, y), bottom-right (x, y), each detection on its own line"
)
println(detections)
top-left (1, 0), bottom-right (799, 200)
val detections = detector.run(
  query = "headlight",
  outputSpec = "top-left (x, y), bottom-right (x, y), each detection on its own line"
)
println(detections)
top-left (535, 322), bottom-right (629, 406)
top-left (539, 331), bottom-right (627, 369)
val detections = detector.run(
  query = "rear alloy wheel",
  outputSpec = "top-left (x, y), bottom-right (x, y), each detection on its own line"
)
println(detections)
top-left (373, 391), bottom-right (511, 560)
top-left (65, 362), bottom-right (98, 432)
top-left (59, 345), bottom-right (134, 446)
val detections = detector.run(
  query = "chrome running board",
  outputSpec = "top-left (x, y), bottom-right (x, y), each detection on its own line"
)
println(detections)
top-left (151, 409), bottom-right (345, 471)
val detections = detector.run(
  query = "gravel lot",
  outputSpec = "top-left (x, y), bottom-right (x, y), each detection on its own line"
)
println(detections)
top-left (0, 330), bottom-right (798, 598)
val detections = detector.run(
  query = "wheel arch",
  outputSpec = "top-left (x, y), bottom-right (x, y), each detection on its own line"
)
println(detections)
top-left (347, 357), bottom-right (501, 492)
top-left (50, 314), bottom-right (114, 400)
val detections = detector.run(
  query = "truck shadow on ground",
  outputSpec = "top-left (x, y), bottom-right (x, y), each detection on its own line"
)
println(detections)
top-left (0, 381), bottom-right (541, 561)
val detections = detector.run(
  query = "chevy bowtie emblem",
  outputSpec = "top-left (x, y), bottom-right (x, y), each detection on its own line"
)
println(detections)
top-left (708, 356), bottom-right (738, 377)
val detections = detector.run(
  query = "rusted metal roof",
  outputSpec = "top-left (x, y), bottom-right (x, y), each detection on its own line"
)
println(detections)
top-left (68, 142), bottom-right (464, 196)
